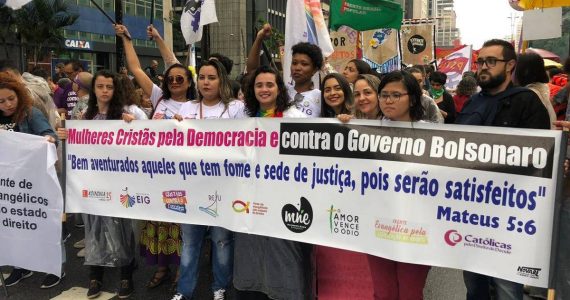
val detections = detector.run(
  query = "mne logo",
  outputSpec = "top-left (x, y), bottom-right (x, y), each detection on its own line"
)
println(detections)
top-left (281, 197), bottom-right (313, 233)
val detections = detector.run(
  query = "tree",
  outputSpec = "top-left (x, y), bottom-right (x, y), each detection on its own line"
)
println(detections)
top-left (0, 6), bottom-right (16, 59)
top-left (15, 0), bottom-right (78, 65)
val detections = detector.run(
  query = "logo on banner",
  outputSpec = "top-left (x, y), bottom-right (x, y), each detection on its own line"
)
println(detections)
top-left (517, 266), bottom-right (541, 279)
top-left (327, 205), bottom-right (359, 236)
top-left (375, 218), bottom-right (428, 244)
top-left (369, 29), bottom-right (393, 49)
top-left (232, 200), bottom-right (250, 213)
top-left (407, 34), bottom-right (427, 54)
top-left (444, 229), bottom-right (463, 246)
top-left (443, 230), bottom-right (512, 254)
top-left (282, 197), bottom-right (313, 233)
top-left (199, 191), bottom-right (221, 217)
top-left (119, 187), bottom-right (150, 208)
top-left (82, 189), bottom-right (111, 201)
top-left (163, 190), bottom-right (188, 213)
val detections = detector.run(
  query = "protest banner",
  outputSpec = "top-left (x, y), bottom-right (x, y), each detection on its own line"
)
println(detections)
top-left (438, 45), bottom-right (472, 90)
top-left (328, 26), bottom-right (358, 73)
top-left (362, 28), bottom-right (400, 73)
top-left (400, 23), bottom-right (435, 66)
top-left (65, 119), bottom-right (563, 287)
top-left (0, 131), bottom-right (63, 276)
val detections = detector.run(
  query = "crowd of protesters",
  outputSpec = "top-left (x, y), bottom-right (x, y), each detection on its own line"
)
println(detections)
top-left (1, 20), bottom-right (570, 300)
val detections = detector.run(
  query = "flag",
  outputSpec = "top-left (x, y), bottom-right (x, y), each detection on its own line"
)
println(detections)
top-left (284, 0), bottom-right (334, 86)
top-left (437, 45), bottom-right (472, 90)
top-left (180, 0), bottom-right (218, 45)
top-left (400, 23), bottom-right (435, 66)
top-left (329, 0), bottom-right (403, 31)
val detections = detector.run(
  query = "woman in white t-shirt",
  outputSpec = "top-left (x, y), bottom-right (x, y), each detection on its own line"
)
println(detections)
top-left (175, 60), bottom-right (245, 120)
top-left (170, 59), bottom-right (243, 300)
top-left (115, 24), bottom-right (187, 290)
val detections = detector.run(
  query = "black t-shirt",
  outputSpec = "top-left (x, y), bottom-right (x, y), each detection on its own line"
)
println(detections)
top-left (0, 114), bottom-right (18, 132)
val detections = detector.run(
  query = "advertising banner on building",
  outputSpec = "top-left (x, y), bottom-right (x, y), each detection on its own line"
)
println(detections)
top-left (0, 131), bottom-right (63, 276)
top-left (65, 119), bottom-right (562, 287)
top-left (400, 23), bottom-right (435, 66)
top-left (362, 28), bottom-right (400, 73)
top-left (438, 45), bottom-right (472, 90)
top-left (328, 26), bottom-right (359, 73)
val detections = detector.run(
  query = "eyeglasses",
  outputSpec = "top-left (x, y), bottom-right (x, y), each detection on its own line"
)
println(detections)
top-left (476, 57), bottom-right (508, 68)
top-left (379, 92), bottom-right (408, 102)
top-left (167, 75), bottom-right (185, 85)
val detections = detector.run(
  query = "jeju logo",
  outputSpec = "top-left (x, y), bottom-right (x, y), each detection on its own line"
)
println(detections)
top-left (444, 229), bottom-right (462, 246)
top-left (282, 197), bottom-right (313, 233)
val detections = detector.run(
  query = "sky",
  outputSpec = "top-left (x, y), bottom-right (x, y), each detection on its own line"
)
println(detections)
top-left (454, 0), bottom-right (523, 49)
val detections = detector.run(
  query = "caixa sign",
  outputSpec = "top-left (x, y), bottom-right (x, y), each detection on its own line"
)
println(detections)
top-left (64, 39), bottom-right (91, 50)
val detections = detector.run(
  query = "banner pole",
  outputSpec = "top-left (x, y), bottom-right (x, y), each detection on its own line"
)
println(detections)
top-left (547, 131), bottom-right (567, 300)
top-left (61, 114), bottom-right (66, 219)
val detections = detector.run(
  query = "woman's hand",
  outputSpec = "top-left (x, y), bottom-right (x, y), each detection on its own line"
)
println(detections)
top-left (114, 24), bottom-right (131, 39)
top-left (45, 135), bottom-right (56, 143)
top-left (337, 114), bottom-right (354, 123)
top-left (173, 114), bottom-right (183, 122)
top-left (56, 128), bottom-right (67, 140)
top-left (553, 120), bottom-right (570, 130)
top-left (147, 24), bottom-right (162, 40)
top-left (122, 113), bottom-right (136, 123)
top-left (257, 23), bottom-right (272, 41)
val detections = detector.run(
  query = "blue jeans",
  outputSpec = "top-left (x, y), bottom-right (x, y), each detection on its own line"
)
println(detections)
top-left (463, 271), bottom-right (523, 300)
top-left (178, 224), bottom-right (233, 298)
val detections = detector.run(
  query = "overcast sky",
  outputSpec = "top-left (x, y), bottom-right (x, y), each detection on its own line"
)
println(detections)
top-left (455, 0), bottom-right (523, 48)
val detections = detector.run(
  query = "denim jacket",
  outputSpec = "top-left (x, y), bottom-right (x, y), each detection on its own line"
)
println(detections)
top-left (18, 107), bottom-right (58, 146)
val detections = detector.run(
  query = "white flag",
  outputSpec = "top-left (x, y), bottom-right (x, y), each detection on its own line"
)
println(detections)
top-left (283, 0), bottom-right (334, 86)
top-left (180, 0), bottom-right (218, 45)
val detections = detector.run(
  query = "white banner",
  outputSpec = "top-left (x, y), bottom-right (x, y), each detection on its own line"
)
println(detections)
top-left (0, 131), bottom-right (63, 276)
top-left (438, 45), bottom-right (472, 90)
top-left (65, 119), bottom-right (562, 287)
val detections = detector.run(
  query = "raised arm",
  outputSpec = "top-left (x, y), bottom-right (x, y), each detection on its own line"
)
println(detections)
top-left (246, 24), bottom-right (272, 74)
top-left (115, 24), bottom-right (154, 97)
top-left (147, 25), bottom-right (180, 68)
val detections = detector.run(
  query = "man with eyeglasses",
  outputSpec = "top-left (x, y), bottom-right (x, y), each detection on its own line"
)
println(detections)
top-left (457, 39), bottom-right (550, 300)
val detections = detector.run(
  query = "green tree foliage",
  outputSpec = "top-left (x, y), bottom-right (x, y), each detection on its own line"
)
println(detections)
top-left (15, 0), bottom-right (79, 65)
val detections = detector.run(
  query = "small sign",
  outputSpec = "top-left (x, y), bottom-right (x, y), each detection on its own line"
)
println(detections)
top-left (64, 39), bottom-right (92, 50)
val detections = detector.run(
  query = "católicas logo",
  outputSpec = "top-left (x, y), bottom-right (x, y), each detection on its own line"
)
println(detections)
top-left (444, 229), bottom-right (463, 246)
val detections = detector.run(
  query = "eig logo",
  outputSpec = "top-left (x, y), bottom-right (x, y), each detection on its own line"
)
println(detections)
top-left (281, 197), bottom-right (313, 233)
top-left (120, 187), bottom-right (150, 208)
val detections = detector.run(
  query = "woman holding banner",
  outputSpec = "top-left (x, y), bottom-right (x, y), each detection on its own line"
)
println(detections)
top-left (169, 59), bottom-right (244, 300)
top-left (0, 71), bottom-right (63, 289)
top-left (349, 74), bottom-right (382, 120)
top-left (370, 70), bottom-right (430, 300)
top-left (115, 24), bottom-right (189, 291)
top-left (233, 65), bottom-right (309, 300)
top-left (57, 70), bottom-right (141, 299)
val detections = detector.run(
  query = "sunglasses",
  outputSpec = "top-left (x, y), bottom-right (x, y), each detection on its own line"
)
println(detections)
top-left (167, 75), bottom-right (185, 85)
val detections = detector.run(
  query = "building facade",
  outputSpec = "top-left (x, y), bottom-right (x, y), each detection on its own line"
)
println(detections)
top-left (433, 0), bottom-right (460, 48)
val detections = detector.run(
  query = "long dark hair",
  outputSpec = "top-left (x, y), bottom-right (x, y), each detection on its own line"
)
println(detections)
top-left (84, 70), bottom-right (125, 120)
top-left (515, 53), bottom-right (549, 86)
top-left (320, 73), bottom-right (353, 117)
top-left (244, 66), bottom-right (291, 117)
top-left (348, 59), bottom-right (372, 75)
top-left (377, 71), bottom-right (424, 122)
top-left (161, 63), bottom-right (196, 100)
